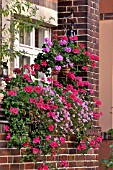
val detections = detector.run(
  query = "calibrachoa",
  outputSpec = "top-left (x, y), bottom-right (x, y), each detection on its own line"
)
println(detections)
top-left (2, 35), bottom-right (102, 169)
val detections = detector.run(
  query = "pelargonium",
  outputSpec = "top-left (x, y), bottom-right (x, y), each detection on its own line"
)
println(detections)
top-left (1, 35), bottom-right (102, 169)
top-left (34, 35), bottom-right (99, 76)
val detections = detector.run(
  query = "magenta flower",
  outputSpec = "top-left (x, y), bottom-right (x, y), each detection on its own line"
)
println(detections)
top-left (55, 55), bottom-right (63, 61)
top-left (6, 133), bottom-right (11, 141)
top-left (46, 135), bottom-right (51, 141)
top-left (7, 90), bottom-right (17, 96)
top-left (43, 47), bottom-right (50, 53)
top-left (50, 141), bottom-right (58, 148)
top-left (33, 148), bottom-right (39, 154)
top-left (33, 137), bottom-right (40, 144)
top-left (4, 125), bottom-right (10, 132)
top-left (60, 137), bottom-right (65, 144)
top-left (55, 65), bottom-right (61, 71)
top-left (48, 124), bottom-right (54, 131)
top-left (64, 47), bottom-right (71, 53)
top-left (47, 41), bottom-right (52, 46)
top-left (60, 40), bottom-right (67, 45)
top-left (9, 107), bottom-right (18, 114)
top-left (44, 37), bottom-right (50, 42)
top-left (61, 160), bottom-right (68, 167)
top-left (24, 86), bottom-right (33, 93)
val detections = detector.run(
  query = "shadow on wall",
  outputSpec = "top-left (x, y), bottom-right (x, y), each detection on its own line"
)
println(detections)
top-left (99, 140), bottom-right (113, 170)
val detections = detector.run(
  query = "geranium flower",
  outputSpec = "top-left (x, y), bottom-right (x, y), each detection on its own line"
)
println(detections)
top-left (55, 55), bottom-right (63, 61)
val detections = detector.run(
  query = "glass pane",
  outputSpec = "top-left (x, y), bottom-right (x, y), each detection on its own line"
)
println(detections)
top-left (24, 31), bottom-right (30, 46)
top-left (35, 28), bottom-right (39, 48)
top-left (19, 30), bottom-right (24, 44)
top-left (19, 56), bottom-right (30, 68)
top-left (35, 28), bottom-right (45, 48)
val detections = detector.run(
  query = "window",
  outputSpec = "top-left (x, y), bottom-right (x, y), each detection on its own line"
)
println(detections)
top-left (19, 27), bottom-right (31, 46)
top-left (35, 27), bottom-right (50, 48)
top-left (19, 56), bottom-right (30, 68)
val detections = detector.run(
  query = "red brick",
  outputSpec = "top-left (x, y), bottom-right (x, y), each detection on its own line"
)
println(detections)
top-left (24, 163), bottom-right (35, 169)
top-left (0, 148), bottom-right (11, 156)
top-left (0, 164), bottom-right (10, 170)
top-left (0, 157), bottom-right (7, 163)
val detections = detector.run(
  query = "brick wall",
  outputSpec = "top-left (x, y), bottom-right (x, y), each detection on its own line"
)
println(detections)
top-left (29, 0), bottom-right (58, 11)
top-left (0, 134), bottom-right (99, 170)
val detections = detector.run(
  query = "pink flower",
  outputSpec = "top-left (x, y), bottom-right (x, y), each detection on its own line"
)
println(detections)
top-left (61, 160), bottom-right (68, 167)
top-left (89, 89), bottom-right (94, 94)
top-left (4, 125), bottom-right (10, 132)
top-left (60, 35), bottom-right (68, 41)
top-left (34, 86), bottom-right (42, 94)
top-left (60, 137), bottom-right (65, 144)
top-left (22, 74), bottom-right (31, 82)
top-left (95, 99), bottom-right (102, 106)
top-left (90, 140), bottom-right (96, 148)
top-left (33, 137), bottom-right (40, 144)
top-left (29, 98), bottom-right (36, 104)
top-left (95, 136), bottom-right (103, 143)
top-left (41, 61), bottom-right (47, 66)
top-left (23, 64), bottom-right (29, 69)
top-left (9, 107), bottom-right (18, 114)
top-left (7, 90), bottom-right (17, 96)
top-left (24, 86), bottom-right (33, 93)
top-left (77, 145), bottom-right (82, 150)
top-left (72, 49), bottom-right (80, 54)
top-left (69, 36), bottom-right (78, 41)
top-left (50, 141), bottom-right (58, 148)
top-left (38, 164), bottom-right (48, 170)
top-left (33, 148), bottom-right (39, 154)
top-left (31, 64), bottom-right (40, 70)
top-left (6, 133), bottom-right (11, 141)
top-left (81, 143), bottom-right (86, 150)
top-left (79, 43), bottom-right (85, 49)
top-left (53, 34), bottom-right (58, 39)
top-left (82, 66), bottom-right (89, 71)
top-left (48, 125), bottom-right (54, 132)
top-left (46, 135), bottom-right (51, 141)
top-left (92, 62), bottom-right (96, 68)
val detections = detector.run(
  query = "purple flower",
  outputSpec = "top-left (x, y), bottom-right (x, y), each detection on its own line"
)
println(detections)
top-left (55, 55), bottom-right (63, 61)
top-left (44, 37), bottom-right (50, 43)
top-left (43, 47), bottom-right (50, 53)
top-left (47, 41), bottom-right (52, 46)
top-left (60, 40), bottom-right (67, 45)
top-left (55, 65), bottom-right (61, 71)
top-left (64, 47), bottom-right (71, 53)
top-left (66, 59), bottom-right (70, 63)
top-left (69, 63), bottom-right (73, 67)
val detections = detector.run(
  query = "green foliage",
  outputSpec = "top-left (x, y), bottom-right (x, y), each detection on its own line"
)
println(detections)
top-left (0, 0), bottom-right (42, 64)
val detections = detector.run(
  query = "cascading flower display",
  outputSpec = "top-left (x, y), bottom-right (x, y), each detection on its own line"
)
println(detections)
top-left (34, 35), bottom-right (99, 76)
top-left (1, 35), bottom-right (102, 169)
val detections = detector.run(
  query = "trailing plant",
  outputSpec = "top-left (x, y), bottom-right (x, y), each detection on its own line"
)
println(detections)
top-left (34, 35), bottom-right (99, 77)
top-left (1, 34), bottom-right (103, 168)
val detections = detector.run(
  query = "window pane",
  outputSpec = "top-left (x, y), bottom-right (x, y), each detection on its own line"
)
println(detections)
top-left (35, 28), bottom-right (45, 48)
top-left (24, 31), bottom-right (30, 46)
top-left (19, 56), bottom-right (30, 68)
top-left (19, 25), bottom-right (31, 46)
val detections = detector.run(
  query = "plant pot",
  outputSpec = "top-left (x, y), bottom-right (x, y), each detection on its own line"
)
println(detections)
top-left (0, 93), bottom-right (4, 102)
top-left (61, 67), bottom-right (70, 74)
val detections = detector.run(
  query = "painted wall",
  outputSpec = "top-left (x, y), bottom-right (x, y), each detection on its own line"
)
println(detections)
top-left (99, 20), bottom-right (113, 131)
